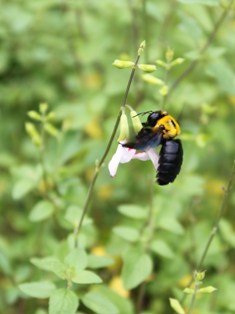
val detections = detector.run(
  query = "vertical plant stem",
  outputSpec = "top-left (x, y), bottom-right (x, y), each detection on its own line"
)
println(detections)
top-left (136, 283), bottom-right (146, 314)
top-left (73, 44), bottom-right (144, 248)
top-left (186, 281), bottom-right (199, 314)
top-left (167, 0), bottom-right (234, 100)
top-left (181, 160), bottom-right (235, 304)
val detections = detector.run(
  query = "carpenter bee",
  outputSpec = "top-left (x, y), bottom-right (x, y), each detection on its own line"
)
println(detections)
top-left (123, 110), bottom-right (183, 185)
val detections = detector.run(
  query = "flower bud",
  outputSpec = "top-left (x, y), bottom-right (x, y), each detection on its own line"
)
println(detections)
top-left (138, 40), bottom-right (146, 55)
top-left (129, 109), bottom-right (142, 134)
top-left (118, 110), bottom-right (129, 142)
top-left (39, 103), bottom-right (48, 115)
top-left (25, 123), bottom-right (42, 147)
top-left (142, 74), bottom-right (164, 85)
top-left (159, 85), bottom-right (169, 96)
top-left (156, 60), bottom-right (167, 68)
top-left (27, 111), bottom-right (42, 121)
top-left (138, 64), bottom-right (157, 73)
top-left (194, 270), bottom-right (206, 282)
top-left (171, 58), bottom-right (185, 67)
top-left (46, 111), bottom-right (56, 121)
top-left (112, 59), bottom-right (134, 69)
top-left (44, 123), bottom-right (59, 137)
top-left (198, 286), bottom-right (217, 294)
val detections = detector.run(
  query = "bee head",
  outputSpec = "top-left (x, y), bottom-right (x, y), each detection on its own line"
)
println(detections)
top-left (146, 111), bottom-right (168, 127)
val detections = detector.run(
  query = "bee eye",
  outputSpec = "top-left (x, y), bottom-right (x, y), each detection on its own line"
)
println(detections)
top-left (147, 111), bottom-right (163, 126)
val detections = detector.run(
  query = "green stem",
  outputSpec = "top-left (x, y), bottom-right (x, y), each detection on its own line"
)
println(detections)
top-left (181, 160), bottom-right (235, 304)
top-left (187, 281), bottom-right (199, 314)
top-left (73, 46), bottom-right (143, 248)
top-left (168, 0), bottom-right (234, 100)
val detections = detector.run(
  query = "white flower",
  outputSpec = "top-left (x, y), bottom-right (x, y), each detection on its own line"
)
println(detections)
top-left (108, 141), bottom-right (159, 177)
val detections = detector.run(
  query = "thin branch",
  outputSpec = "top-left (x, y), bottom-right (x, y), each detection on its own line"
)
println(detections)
top-left (186, 281), bottom-right (199, 314)
top-left (181, 160), bottom-right (235, 304)
top-left (168, 0), bottom-right (234, 99)
top-left (73, 45), bottom-right (144, 247)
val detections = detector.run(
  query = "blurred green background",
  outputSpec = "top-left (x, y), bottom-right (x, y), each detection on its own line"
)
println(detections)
top-left (1, 0), bottom-right (235, 313)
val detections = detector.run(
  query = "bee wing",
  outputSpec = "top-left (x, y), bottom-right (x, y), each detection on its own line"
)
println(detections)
top-left (123, 127), bottom-right (163, 150)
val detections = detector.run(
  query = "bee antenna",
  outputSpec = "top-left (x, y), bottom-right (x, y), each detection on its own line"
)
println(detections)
top-left (132, 110), bottom-right (153, 118)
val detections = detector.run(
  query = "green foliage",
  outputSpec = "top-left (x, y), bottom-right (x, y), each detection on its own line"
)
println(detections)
top-left (1, 0), bottom-right (235, 314)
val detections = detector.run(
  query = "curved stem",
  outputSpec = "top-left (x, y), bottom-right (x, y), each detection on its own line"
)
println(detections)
top-left (187, 281), bottom-right (199, 314)
top-left (168, 0), bottom-right (234, 100)
top-left (181, 160), bottom-right (235, 304)
top-left (73, 46), bottom-right (143, 247)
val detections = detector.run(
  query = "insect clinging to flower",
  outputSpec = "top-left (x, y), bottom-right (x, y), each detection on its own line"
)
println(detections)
top-left (108, 108), bottom-right (183, 186)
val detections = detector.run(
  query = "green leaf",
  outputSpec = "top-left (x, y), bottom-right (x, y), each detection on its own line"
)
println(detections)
top-left (19, 281), bottom-right (56, 299)
top-left (30, 257), bottom-right (66, 279)
top-left (87, 255), bottom-right (114, 269)
top-left (206, 61), bottom-right (235, 94)
top-left (118, 204), bottom-right (147, 219)
top-left (219, 219), bottom-right (235, 247)
top-left (96, 286), bottom-right (134, 314)
top-left (64, 248), bottom-right (88, 273)
top-left (157, 216), bottom-right (184, 234)
top-left (29, 200), bottom-right (54, 222)
top-left (150, 239), bottom-right (175, 259)
top-left (198, 286), bottom-right (217, 293)
top-left (12, 179), bottom-right (36, 200)
top-left (169, 298), bottom-right (185, 314)
top-left (49, 288), bottom-right (79, 314)
top-left (177, 0), bottom-right (219, 5)
top-left (72, 270), bottom-right (102, 284)
top-left (122, 248), bottom-right (153, 289)
top-left (113, 226), bottom-right (139, 242)
top-left (82, 291), bottom-right (119, 314)
top-left (65, 205), bottom-right (92, 227)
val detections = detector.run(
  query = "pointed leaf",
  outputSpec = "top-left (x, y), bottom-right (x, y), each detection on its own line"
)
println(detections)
top-left (31, 257), bottom-right (66, 279)
top-left (64, 248), bottom-right (88, 273)
top-left (87, 255), bottom-right (114, 269)
top-left (118, 204), bottom-right (147, 219)
top-left (169, 298), bottom-right (185, 314)
top-left (72, 270), bottom-right (102, 284)
top-left (122, 248), bottom-right (153, 289)
top-left (82, 291), bottom-right (118, 314)
top-left (49, 288), bottom-right (79, 314)
top-left (29, 200), bottom-right (54, 222)
top-left (151, 239), bottom-right (175, 259)
top-left (113, 226), bottom-right (139, 242)
top-left (19, 281), bottom-right (56, 299)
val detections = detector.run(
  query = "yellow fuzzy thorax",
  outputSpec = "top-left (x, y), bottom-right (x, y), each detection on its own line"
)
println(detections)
top-left (152, 114), bottom-right (181, 139)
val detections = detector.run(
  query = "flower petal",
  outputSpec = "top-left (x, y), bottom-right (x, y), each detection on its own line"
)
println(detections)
top-left (146, 148), bottom-right (159, 170)
top-left (132, 151), bottom-right (150, 161)
top-left (108, 143), bottom-right (136, 177)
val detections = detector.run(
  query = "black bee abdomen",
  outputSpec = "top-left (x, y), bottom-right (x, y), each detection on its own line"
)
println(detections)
top-left (157, 139), bottom-right (183, 185)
